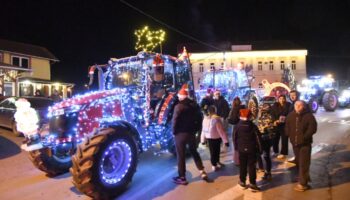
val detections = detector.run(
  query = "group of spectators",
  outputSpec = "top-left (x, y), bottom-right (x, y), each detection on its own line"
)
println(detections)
top-left (171, 86), bottom-right (317, 193)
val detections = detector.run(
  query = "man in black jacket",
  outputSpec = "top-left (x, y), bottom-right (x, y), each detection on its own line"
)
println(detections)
top-left (285, 100), bottom-right (317, 191)
top-left (172, 85), bottom-right (207, 185)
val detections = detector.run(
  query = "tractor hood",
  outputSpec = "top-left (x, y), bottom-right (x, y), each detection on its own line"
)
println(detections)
top-left (50, 88), bottom-right (127, 111)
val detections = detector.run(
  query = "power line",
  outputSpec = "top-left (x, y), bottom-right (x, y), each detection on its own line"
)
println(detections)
top-left (119, 0), bottom-right (225, 52)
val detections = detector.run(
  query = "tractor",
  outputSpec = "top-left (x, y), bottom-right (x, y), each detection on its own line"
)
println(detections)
top-left (297, 75), bottom-right (339, 113)
top-left (19, 50), bottom-right (195, 199)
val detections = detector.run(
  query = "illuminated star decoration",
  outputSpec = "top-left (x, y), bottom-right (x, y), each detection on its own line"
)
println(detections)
top-left (134, 26), bottom-right (166, 52)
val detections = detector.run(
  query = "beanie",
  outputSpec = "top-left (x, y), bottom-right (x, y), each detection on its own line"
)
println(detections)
top-left (178, 84), bottom-right (189, 99)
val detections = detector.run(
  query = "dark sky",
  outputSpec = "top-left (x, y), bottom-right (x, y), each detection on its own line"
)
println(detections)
top-left (1, 0), bottom-right (350, 90)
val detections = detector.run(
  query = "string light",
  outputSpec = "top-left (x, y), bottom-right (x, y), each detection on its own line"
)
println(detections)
top-left (134, 26), bottom-right (166, 52)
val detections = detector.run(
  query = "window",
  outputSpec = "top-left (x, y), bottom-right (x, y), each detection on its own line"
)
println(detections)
top-left (269, 61), bottom-right (274, 70)
top-left (220, 62), bottom-right (225, 70)
top-left (291, 60), bottom-right (296, 70)
top-left (280, 61), bottom-right (285, 70)
top-left (11, 55), bottom-right (29, 68)
top-left (198, 78), bottom-right (201, 84)
top-left (199, 63), bottom-right (204, 73)
top-left (258, 61), bottom-right (262, 70)
top-left (210, 63), bottom-right (215, 71)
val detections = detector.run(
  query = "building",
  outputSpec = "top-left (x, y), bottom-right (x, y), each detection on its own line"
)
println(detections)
top-left (187, 41), bottom-right (307, 90)
top-left (0, 39), bottom-right (73, 98)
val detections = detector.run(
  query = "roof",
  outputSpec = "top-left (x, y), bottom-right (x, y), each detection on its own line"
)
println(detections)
top-left (0, 62), bottom-right (32, 72)
top-left (178, 40), bottom-right (305, 53)
top-left (0, 39), bottom-right (59, 61)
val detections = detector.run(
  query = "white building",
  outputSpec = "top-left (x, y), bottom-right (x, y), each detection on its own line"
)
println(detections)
top-left (188, 41), bottom-right (307, 90)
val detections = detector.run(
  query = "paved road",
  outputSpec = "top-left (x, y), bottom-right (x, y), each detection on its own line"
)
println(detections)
top-left (0, 108), bottom-right (349, 200)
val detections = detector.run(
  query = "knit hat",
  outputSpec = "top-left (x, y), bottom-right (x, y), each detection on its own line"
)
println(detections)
top-left (239, 109), bottom-right (251, 121)
top-left (178, 84), bottom-right (189, 99)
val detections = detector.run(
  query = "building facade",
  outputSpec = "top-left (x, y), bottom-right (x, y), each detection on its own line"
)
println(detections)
top-left (188, 42), bottom-right (307, 90)
top-left (0, 39), bottom-right (73, 98)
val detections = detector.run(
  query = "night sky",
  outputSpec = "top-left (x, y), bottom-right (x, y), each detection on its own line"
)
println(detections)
top-left (1, 0), bottom-right (350, 91)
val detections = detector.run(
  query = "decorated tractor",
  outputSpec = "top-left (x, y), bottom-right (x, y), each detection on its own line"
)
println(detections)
top-left (297, 75), bottom-right (339, 113)
top-left (19, 50), bottom-right (195, 199)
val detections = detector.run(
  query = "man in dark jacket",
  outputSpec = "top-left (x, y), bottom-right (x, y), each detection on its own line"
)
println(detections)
top-left (172, 84), bottom-right (207, 185)
top-left (233, 109), bottom-right (262, 191)
top-left (213, 89), bottom-right (230, 120)
top-left (200, 88), bottom-right (214, 116)
top-left (285, 100), bottom-right (317, 191)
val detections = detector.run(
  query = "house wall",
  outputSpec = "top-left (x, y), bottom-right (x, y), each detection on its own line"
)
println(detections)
top-left (190, 50), bottom-right (307, 90)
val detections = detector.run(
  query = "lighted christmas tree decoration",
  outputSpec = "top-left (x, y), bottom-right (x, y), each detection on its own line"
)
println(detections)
top-left (134, 26), bottom-right (166, 52)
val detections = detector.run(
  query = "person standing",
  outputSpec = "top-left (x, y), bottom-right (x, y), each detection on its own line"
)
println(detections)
top-left (228, 96), bottom-right (245, 165)
top-left (289, 90), bottom-right (300, 112)
top-left (213, 89), bottom-right (230, 123)
top-left (51, 89), bottom-right (62, 102)
top-left (200, 88), bottom-right (214, 116)
top-left (285, 100), bottom-right (317, 191)
top-left (172, 84), bottom-right (208, 185)
top-left (213, 89), bottom-right (230, 151)
top-left (287, 90), bottom-right (300, 163)
top-left (233, 109), bottom-right (262, 191)
top-left (271, 95), bottom-right (292, 159)
top-left (201, 105), bottom-right (229, 171)
top-left (257, 103), bottom-right (276, 180)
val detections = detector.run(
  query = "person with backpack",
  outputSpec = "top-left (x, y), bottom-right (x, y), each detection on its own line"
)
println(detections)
top-left (233, 109), bottom-right (262, 192)
top-left (172, 84), bottom-right (208, 185)
top-left (201, 105), bottom-right (229, 171)
top-left (257, 103), bottom-right (277, 180)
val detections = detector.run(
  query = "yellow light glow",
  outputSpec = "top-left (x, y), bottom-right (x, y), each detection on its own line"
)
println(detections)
top-left (134, 26), bottom-right (166, 52)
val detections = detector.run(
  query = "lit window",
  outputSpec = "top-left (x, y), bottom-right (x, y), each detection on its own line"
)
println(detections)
top-left (280, 61), bottom-right (285, 70)
top-left (258, 61), bottom-right (262, 70)
top-left (11, 56), bottom-right (29, 68)
top-left (210, 63), bottom-right (215, 71)
top-left (199, 63), bottom-right (204, 73)
top-left (269, 61), bottom-right (274, 70)
top-left (291, 60), bottom-right (296, 70)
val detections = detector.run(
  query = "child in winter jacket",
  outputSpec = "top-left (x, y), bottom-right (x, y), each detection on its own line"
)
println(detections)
top-left (233, 109), bottom-right (262, 192)
top-left (201, 105), bottom-right (229, 171)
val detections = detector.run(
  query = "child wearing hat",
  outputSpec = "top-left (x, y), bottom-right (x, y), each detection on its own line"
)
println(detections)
top-left (233, 109), bottom-right (262, 192)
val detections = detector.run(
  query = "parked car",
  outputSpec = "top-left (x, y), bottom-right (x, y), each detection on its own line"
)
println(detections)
top-left (0, 96), bottom-right (53, 136)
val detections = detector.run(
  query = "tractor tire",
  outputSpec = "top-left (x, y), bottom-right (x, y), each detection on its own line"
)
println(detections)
top-left (308, 98), bottom-right (319, 113)
top-left (70, 128), bottom-right (138, 199)
top-left (28, 146), bottom-right (73, 176)
top-left (322, 91), bottom-right (338, 112)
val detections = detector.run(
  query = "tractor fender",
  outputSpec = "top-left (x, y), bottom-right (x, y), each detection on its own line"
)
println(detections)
top-left (104, 120), bottom-right (144, 153)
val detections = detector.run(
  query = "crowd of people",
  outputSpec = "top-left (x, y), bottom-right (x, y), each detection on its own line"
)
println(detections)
top-left (171, 86), bottom-right (317, 193)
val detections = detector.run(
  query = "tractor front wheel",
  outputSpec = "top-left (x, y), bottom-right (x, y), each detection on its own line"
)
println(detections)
top-left (70, 128), bottom-right (138, 199)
